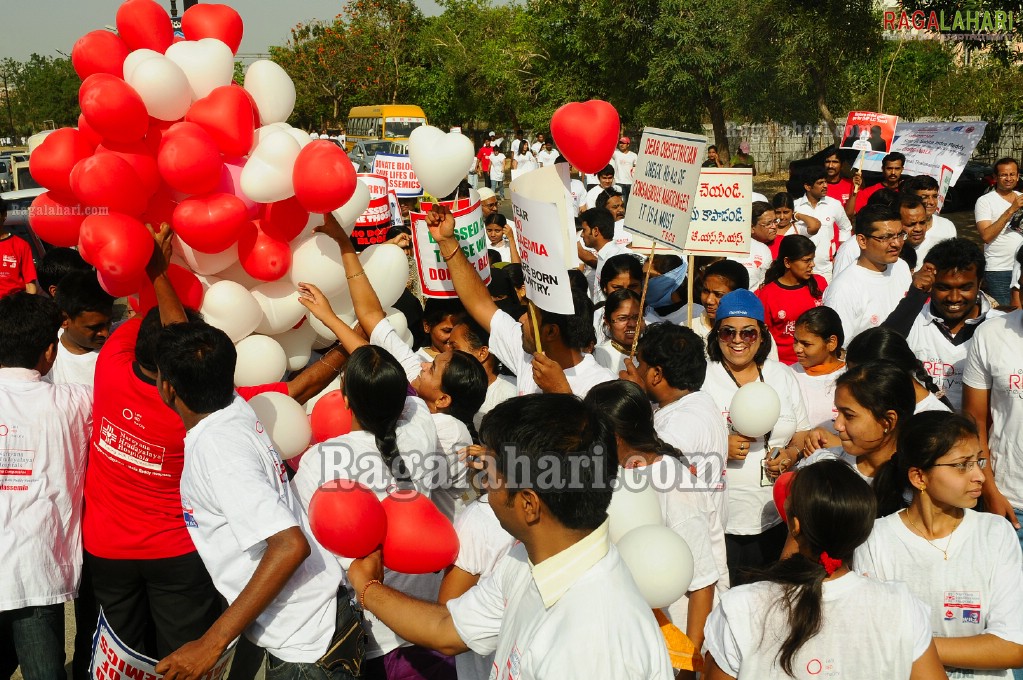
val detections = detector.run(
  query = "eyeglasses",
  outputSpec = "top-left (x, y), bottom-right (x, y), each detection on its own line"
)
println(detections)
top-left (611, 314), bottom-right (641, 326)
top-left (932, 458), bottom-right (987, 473)
top-left (719, 327), bottom-right (759, 343)
top-left (866, 232), bottom-right (909, 244)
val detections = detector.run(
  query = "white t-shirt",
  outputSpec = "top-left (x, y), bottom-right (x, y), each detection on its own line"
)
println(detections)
top-left (488, 309), bottom-right (615, 398)
top-left (727, 239), bottom-right (772, 291)
top-left (822, 260), bottom-right (912, 347)
top-left (584, 184), bottom-right (622, 211)
top-left (830, 236), bottom-right (860, 280)
top-left (701, 360), bottom-right (810, 534)
top-left (962, 309), bottom-right (1023, 507)
top-left (447, 528), bottom-right (674, 680)
top-left (854, 510), bottom-right (1023, 679)
top-left (975, 190), bottom-right (1023, 272)
top-left (487, 239), bottom-right (512, 264)
top-left (644, 303), bottom-right (704, 326)
top-left (905, 298), bottom-right (1003, 412)
top-left (181, 396), bottom-right (342, 663)
top-left (511, 152), bottom-right (538, 181)
top-left (430, 412), bottom-right (474, 521)
top-left (490, 153), bottom-right (506, 182)
top-left (915, 391), bottom-right (951, 413)
top-left (791, 363), bottom-right (846, 433)
top-left (473, 375), bottom-right (517, 431)
top-left (704, 572), bottom-right (933, 680)
top-left (536, 149), bottom-right (560, 167)
top-left (591, 339), bottom-right (637, 375)
top-left (612, 149), bottom-right (638, 185)
top-left (793, 195), bottom-right (853, 280)
top-left (569, 178), bottom-right (586, 216)
top-left (592, 241), bottom-right (631, 303)
top-left (44, 332), bottom-right (99, 386)
top-left (0, 367), bottom-right (92, 612)
top-left (914, 215), bottom-right (958, 269)
top-left (799, 447), bottom-right (872, 485)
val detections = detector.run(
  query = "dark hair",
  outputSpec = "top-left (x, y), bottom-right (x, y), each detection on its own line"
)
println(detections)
top-left (536, 278), bottom-right (595, 350)
top-left (897, 194), bottom-right (925, 212)
top-left (772, 192), bottom-right (795, 210)
top-left (707, 145), bottom-right (718, 153)
top-left (0, 292), bottom-right (62, 368)
top-left (155, 322), bottom-right (236, 414)
top-left (38, 247), bottom-right (91, 294)
top-left (854, 204), bottom-right (899, 236)
top-left (650, 254), bottom-right (683, 275)
top-left (794, 307), bottom-right (844, 354)
top-left (479, 393), bottom-right (616, 530)
top-left (503, 263), bottom-right (524, 289)
top-left (905, 174), bottom-right (939, 193)
top-left (707, 318), bottom-right (773, 365)
top-left (994, 157), bottom-right (1019, 173)
top-left (801, 167), bottom-right (827, 189)
top-left (583, 380), bottom-right (687, 463)
top-left (484, 213), bottom-right (507, 228)
top-left (751, 201), bottom-right (773, 225)
top-left (440, 350), bottom-right (488, 442)
top-left (866, 188), bottom-right (900, 209)
top-left (835, 360), bottom-right (916, 436)
top-left (136, 306), bottom-right (204, 372)
top-left (874, 412), bottom-right (979, 517)
top-left (423, 298), bottom-right (466, 328)
top-left (763, 235), bottom-right (821, 299)
top-left (343, 345), bottom-right (409, 473)
top-left (750, 460), bottom-right (876, 676)
top-left (636, 322), bottom-right (707, 391)
top-left (599, 253), bottom-right (643, 293)
top-left (580, 207), bottom-right (615, 240)
top-left (702, 259), bottom-right (750, 292)
top-left (594, 188), bottom-right (622, 210)
top-left (597, 164), bottom-right (615, 177)
top-left (54, 270), bottom-right (115, 319)
top-left (882, 152), bottom-right (906, 167)
top-left (846, 328), bottom-right (952, 408)
top-left (924, 237), bottom-right (985, 282)
top-left (601, 288), bottom-right (641, 339)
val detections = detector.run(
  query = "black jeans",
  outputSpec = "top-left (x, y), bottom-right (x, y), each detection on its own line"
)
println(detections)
top-left (0, 604), bottom-right (64, 680)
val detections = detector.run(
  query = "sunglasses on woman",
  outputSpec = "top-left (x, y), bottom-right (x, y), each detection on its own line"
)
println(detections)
top-left (719, 327), bottom-right (759, 343)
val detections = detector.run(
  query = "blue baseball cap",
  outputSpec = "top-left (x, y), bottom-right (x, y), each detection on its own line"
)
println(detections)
top-left (715, 289), bottom-right (764, 323)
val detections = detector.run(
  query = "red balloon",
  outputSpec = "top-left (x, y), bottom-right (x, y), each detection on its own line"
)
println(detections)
top-left (135, 263), bottom-right (204, 314)
top-left (29, 129), bottom-right (94, 196)
top-left (292, 141), bottom-right (357, 213)
top-left (773, 470), bottom-right (797, 523)
top-left (97, 270), bottom-right (147, 297)
top-left (261, 197), bottom-right (309, 242)
top-left (237, 221), bottom-right (291, 281)
top-left (550, 100), bottom-right (621, 175)
top-left (71, 30), bottom-right (130, 80)
top-left (309, 479), bottom-right (387, 558)
top-left (141, 184), bottom-right (179, 227)
top-left (185, 86), bottom-right (256, 158)
top-left (79, 74), bottom-right (149, 143)
top-left (181, 3), bottom-right (244, 54)
top-left (157, 122), bottom-right (224, 195)
top-left (116, 0), bottom-right (174, 53)
top-left (172, 193), bottom-right (248, 253)
top-left (29, 191), bottom-right (86, 247)
top-left (79, 212), bottom-right (153, 280)
top-left (382, 489), bottom-right (459, 574)
top-left (310, 390), bottom-right (353, 443)
top-left (77, 114), bottom-right (103, 150)
top-left (144, 117), bottom-right (177, 157)
top-left (234, 85), bottom-right (262, 129)
top-left (70, 154), bottom-right (147, 216)
top-left (97, 140), bottom-right (160, 199)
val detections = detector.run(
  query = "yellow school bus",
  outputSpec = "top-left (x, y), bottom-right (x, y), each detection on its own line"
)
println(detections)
top-left (345, 105), bottom-right (427, 150)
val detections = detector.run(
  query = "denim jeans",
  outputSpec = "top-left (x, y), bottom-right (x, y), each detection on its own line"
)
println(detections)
top-left (266, 654), bottom-right (359, 680)
top-left (987, 270), bottom-right (1013, 306)
top-left (0, 604), bottom-right (65, 680)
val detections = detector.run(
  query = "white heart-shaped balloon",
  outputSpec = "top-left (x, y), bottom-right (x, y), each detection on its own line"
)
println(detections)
top-left (241, 130), bottom-right (301, 203)
top-left (273, 319), bottom-right (317, 372)
top-left (408, 126), bottom-right (474, 198)
top-left (125, 54), bottom-right (193, 121)
top-left (173, 236), bottom-right (238, 276)
top-left (247, 392), bottom-right (311, 459)
top-left (251, 123), bottom-right (290, 154)
top-left (122, 49), bottom-right (162, 83)
top-left (251, 279), bottom-right (305, 335)
top-left (306, 298), bottom-right (355, 345)
top-left (289, 234), bottom-right (348, 297)
top-left (200, 280), bottom-right (262, 343)
top-left (359, 243), bottom-right (409, 308)
top-left (216, 260), bottom-right (264, 291)
top-left (193, 273), bottom-right (222, 292)
top-left (283, 125), bottom-right (313, 148)
top-left (234, 334), bottom-right (288, 387)
top-left (244, 60), bottom-right (296, 125)
top-left (165, 38), bottom-right (234, 99)
top-left (331, 180), bottom-right (371, 233)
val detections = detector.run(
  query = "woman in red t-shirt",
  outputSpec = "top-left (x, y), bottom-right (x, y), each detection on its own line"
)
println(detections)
top-left (756, 234), bottom-right (826, 364)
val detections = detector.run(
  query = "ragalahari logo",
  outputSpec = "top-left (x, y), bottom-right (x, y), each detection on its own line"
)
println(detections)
top-left (883, 7), bottom-right (1016, 41)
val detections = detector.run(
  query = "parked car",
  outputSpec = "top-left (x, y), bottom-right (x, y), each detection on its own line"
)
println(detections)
top-left (1, 187), bottom-right (49, 268)
top-left (347, 139), bottom-right (400, 173)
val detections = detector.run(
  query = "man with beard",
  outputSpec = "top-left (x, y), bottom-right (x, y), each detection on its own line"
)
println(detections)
top-left (854, 152), bottom-right (906, 212)
top-left (823, 150), bottom-right (857, 219)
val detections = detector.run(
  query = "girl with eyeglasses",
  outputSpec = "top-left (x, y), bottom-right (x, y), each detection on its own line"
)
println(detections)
top-left (593, 289), bottom-right (644, 374)
top-left (857, 412), bottom-right (1023, 678)
top-left (700, 289), bottom-right (810, 583)
top-left (727, 202), bottom-right (775, 290)
top-left (757, 235), bottom-right (827, 365)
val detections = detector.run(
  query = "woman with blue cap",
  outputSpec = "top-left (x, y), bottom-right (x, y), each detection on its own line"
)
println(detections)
top-left (700, 289), bottom-right (811, 585)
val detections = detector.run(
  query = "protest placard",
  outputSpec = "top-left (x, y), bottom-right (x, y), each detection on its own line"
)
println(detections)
top-left (510, 190), bottom-right (575, 315)
top-left (387, 189), bottom-right (404, 227)
top-left (841, 111), bottom-right (898, 152)
top-left (623, 128), bottom-right (706, 250)
top-left (90, 610), bottom-right (234, 680)
top-left (372, 153), bottom-right (423, 197)
top-left (410, 200), bottom-right (491, 298)
top-left (350, 173), bottom-right (392, 249)
top-left (680, 168), bottom-right (753, 256)
top-left (855, 121), bottom-right (987, 188)
top-left (509, 165), bottom-right (577, 269)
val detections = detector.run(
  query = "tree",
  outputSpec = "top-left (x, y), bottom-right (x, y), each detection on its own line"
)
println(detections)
top-left (2, 55), bottom-right (79, 136)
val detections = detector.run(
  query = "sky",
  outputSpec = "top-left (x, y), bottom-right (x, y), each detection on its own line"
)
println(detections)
top-left (1, 0), bottom-right (444, 61)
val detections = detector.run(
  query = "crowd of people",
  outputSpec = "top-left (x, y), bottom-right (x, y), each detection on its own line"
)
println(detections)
top-left (4, 139), bottom-right (1023, 680)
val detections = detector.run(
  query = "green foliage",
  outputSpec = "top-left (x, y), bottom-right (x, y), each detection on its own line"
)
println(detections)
top-left (1, 55), bottom-right (79, 136)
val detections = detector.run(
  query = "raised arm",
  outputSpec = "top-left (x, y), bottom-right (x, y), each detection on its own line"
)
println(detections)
top-left (315, 212), bottom-right (387, 336)
top-left (428, 205), bottom-right (500, 333)
top-left (146, 223), bottom-right (187, 326)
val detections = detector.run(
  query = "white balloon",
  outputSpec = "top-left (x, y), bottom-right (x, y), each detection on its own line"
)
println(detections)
top-left (307, 302), bottom-right (355, 347)
top-left (297, 212), bottom-right (325, 241)
top-left (607, 467), bottom-right (663, 543)
top-left (251, 122), bottom-right (290, 154)
top-left (283, 125), bottom-right (313, 148)
top-left (290, 234), bottom-right (348, 297)
top-left (408, 125), bottom-right (474, 198)
top-left (243, 60), bottom-right (296, 125)
top-left (331, 180), bottom-right (371, 233)
top-left (174, 236), bottom-right (238, 276)
top-left (125, 54), bottom-right (193, 121)
top-left (241, 130), bottom-right (301, 203)
top-left (359, 244), bottom-right (408, 308)
top-left (273, 319), bottom-right (317, 372)
top-left (616, 525), bottom-right (694, 608)
top-left (247, 392), bottom-right (312, 460)
top-left (122, 49), bottom-right (162, 83)
top-left (251, 280), bottom-right (305, 335)
top-left (305, 374), bottom-right (342, 415)
top-left (201, 281), bottom-right (262, 343)
top-left (234, 334), bottom-right (288, 387)
top-left (397, 327), bottom-right (414, 349)
top-left (216, 260), bottom-right (263, 291)
top-left (729, 381), bottom-right (781, 438)
top-left (193, 273), bottom-right (222, 292)
top-left (165, 38), bottom-right (234, 99)
top-left (383, 307), bottom-right (408, 337)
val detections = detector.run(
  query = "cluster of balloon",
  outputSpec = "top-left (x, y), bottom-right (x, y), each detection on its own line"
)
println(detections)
top-left (728, 382), bottom-right (782, 438)
top-left (32, 0), bottom-right (415, 461)
top-left (308, 483), bottom-right (459, 573)
top-left (607, 468), bottom-right (695, 608)
top-left (550, 100), bottom-right (621, 175)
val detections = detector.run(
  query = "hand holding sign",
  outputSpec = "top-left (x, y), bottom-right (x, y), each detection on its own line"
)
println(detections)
top-left (424, 204), bottom-right (456, 245)
top-left (156, 634), bottom-right (226, 680)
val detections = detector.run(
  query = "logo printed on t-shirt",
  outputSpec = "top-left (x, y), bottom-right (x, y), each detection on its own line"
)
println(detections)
top-left (181, 499), bottom-right (198, 528)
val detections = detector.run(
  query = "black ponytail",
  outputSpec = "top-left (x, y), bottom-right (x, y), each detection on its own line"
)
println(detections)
top-left (343, 345), bottom-right (409, 478)
top-left (846, 327), bottom-right (954, 409)
top-left (439, 350), bottom-right (488, 444)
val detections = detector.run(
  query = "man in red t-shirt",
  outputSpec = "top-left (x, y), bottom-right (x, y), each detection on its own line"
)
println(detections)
top-left (823, 151), bottom-right (857, 221)
top-left (0, 199), bottom-right (39, 297)
top-left (853, 152), bottom-right (905, 213)
top-left (475, 140), bottom-right (494, 189)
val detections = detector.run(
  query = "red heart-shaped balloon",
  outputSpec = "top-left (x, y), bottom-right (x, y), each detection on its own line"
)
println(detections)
top-left (550, 100), bottom-right (621, 175)
top-left (773, 470), bottom-right (797, 523)
top-left (70, 154), bottom-right (147, 216)
top-left (134, 263), bottom-right (205, 314)
top-left (309, 479), bottom-right (387, 559)
top-left (293, 141), bottom-right (357, 213)
top-left (181, 3), bottom-right (244, 53)
top-left (185, 86), bottom-right (256, 158)
top-left (141, 184), bottom-right (179, 228)
top-left (172, 193), bottom-right (248, 254)
top-left (79, 212), bottom-right (153, 280)
top-left (157, 122), bottom-right (224, 195)
top-left (381, 489), bottom-right (459, 574)
top-left (309, 390), bottom-right (353, 443)
top-left (77, 114), bottom-right (103, 150)
top-left (97, 140), bottom-right (160, 200)
top-left (71, 30), bottom-right (130, 80)
top-left (237, 221), bottom-right (291, 282)
top-left (29, 128), bottom-right (94, 196)
top-left (115, 0), bottom-right (174, 53)
top-left (29, 191), bottom-right (87, 248)
top-left (97, 270), bottom-right (148, 297)
top-left (79, 74), bottom-right (149, 144)
top-left (261, 196), bottom-right (308, 242)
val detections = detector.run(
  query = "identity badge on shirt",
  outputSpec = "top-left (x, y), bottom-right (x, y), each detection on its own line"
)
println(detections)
top-left (942, 591), bottom-right (981, 625)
